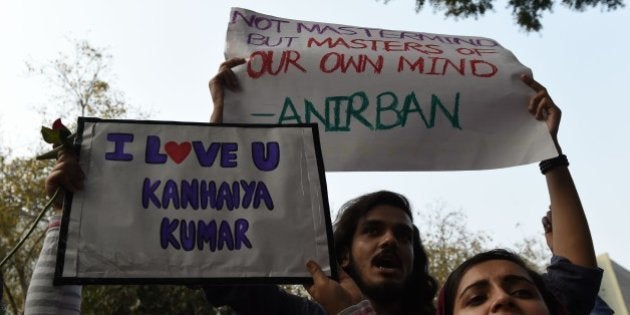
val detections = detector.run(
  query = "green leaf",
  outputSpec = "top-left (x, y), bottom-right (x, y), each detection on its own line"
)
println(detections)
top-left (40, 126), bottom-right (62, 145)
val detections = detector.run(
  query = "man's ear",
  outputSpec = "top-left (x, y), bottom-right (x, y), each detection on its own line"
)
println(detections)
top-left (340, 250), bottom-right (350, 268)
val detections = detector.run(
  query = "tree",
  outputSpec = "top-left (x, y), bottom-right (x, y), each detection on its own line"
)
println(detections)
top-left (0, 154), bottom-right (53, 314)
top-left (1, 38), bottom-right (134, 314)
top-left (512, 234), bottom-right (552, 273)
top-left (1, 39), bottom-right (135, 314)
top-left (417, 201), bottom-right (492, 285)
top-left (0, 39), bottom-right (227, 314)
top-left (26, 39), bottom-right (135, 122)
top-left (386, 0), bottom-right (624, 32)
top-left (416, 200), bottom-right (550, 286)
top-left (81, 285), bottom-right (220, 314)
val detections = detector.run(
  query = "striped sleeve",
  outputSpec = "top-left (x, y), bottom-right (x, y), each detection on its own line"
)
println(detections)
top-left (338, 300), bottom-right (377, 315)
top-left (24, 217), bottom-right (81, 315)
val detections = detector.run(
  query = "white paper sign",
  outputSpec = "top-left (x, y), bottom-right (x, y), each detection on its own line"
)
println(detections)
top-left (223, 7), bottom-right (557, 171)
top-left (55, 118), bottom-right (335, 284)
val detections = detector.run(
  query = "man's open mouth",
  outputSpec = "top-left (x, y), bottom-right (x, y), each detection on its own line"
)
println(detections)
top-left (372, 251), bottom-right (402, 270)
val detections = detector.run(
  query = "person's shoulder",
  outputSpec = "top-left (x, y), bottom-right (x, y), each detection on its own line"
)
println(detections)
top-left (548, 255), bottom-right (603, 276)
top-left (544, 255), bottom-right (604, 315)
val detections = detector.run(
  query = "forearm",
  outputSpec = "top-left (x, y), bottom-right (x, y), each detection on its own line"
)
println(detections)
top-left (210, 107), bottom-right (223, 123)
top-left (545, 165), bottom-right (596, 268)
top-left (25, 217), bottom-right (81, 314)
top-left (209, 57), bottom-right (245, 124)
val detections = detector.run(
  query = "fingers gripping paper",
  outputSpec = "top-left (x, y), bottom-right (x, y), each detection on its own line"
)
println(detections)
top-left (55, 118), bottom-right (335, 284)
top-left (223, 8), bottom-right (558, 171)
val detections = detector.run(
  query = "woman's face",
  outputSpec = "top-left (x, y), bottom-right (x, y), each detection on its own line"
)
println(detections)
top-left (452, 259), bottom-right (550, 315)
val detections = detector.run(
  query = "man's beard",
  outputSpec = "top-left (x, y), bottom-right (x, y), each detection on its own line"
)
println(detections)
top-left (346, 255), bottom-right (408, 305)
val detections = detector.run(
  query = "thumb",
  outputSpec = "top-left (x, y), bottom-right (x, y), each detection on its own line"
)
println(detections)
top-left (337, 265), bottom-right (351, 281)
top-left (337, 265), bottom-right (364, 303)
top-left (306, 260), bottom-right (327, 284)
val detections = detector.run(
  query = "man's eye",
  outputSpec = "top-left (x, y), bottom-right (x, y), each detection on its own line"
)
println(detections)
top-left (363, 226), bottom-right (379, 236)
top-left (398, 232), bottom-right (412, 243)
top-left (512, 289), bottom-right (535, 298)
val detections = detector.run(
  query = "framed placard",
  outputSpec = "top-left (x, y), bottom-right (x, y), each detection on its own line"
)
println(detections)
top-left (55, 118), bottom-right (335, 285)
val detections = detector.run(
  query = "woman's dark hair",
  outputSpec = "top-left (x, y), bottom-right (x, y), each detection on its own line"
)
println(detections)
top-left (333, 190), bottom-right (437, 315)
top-left (439, 249), bottom-right (564, 315)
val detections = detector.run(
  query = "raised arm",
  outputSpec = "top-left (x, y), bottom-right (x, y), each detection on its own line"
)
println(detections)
top-left (522, 74), bottom-right (596, 269)
top-left (209, 57), bottom-right (245, 123)
top-left (25, 150), bottom-right (83, 314)
top-left (45, 150), bottom-right (84, 213)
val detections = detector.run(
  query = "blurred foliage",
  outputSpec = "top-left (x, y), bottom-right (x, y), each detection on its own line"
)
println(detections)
top-left (81, 285), bottom-right (227, 314)
top-left (25, 39), bottom-right (141, 122)
top-left (1, 38), bottom-right (147, 314)
top-left (417, 201), bottom-right (493, 286)
top-left (0, 154), bottom-right (53, 314)
top-left (417, 200), bottom-right (550, 287)
top-left (383, 0), bottom-right (624, 31)
top-left (513, 234), bottom-right (552, 273)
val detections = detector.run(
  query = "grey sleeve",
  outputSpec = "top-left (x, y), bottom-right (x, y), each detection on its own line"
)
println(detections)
top-left (24, 218), bottom-right (82, 315)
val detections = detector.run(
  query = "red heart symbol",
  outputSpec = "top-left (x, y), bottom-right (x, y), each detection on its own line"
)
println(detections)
top-left (165, 141), bottom-right (192, 164)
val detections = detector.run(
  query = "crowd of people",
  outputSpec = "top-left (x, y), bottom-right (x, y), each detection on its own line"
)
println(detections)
top-left (20, 58), bottom-right (610, 314)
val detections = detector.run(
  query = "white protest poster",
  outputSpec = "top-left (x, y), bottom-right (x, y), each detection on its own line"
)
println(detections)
top-left (223, 7), bottom-right (558, 171)
top-left (55, 118), bottom-right (335, 284)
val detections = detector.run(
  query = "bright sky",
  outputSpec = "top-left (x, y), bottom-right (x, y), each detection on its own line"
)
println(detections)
top-left (1, 0), bottom-right (629, 269)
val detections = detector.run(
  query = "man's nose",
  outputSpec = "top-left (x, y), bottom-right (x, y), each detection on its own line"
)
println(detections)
top-left (379, 229), bottom-right (398, 248)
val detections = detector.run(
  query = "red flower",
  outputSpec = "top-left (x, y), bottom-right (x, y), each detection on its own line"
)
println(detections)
top-left (52, 118), bottom-right (65, 130)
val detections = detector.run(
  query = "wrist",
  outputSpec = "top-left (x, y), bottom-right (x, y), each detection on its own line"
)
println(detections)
top-left (539, 154), bottom-right (569, 174)
top-left (551, 136), bottom-right (562, 155)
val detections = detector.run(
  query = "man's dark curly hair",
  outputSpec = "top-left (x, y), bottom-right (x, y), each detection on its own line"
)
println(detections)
top-left (333, 190), bottom-right (437, 315)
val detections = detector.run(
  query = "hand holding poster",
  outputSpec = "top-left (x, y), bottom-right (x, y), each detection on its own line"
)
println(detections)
top-left (223, 8), bottom-right (558, 171)
top-left (55, 118), bottom-right (335, 284)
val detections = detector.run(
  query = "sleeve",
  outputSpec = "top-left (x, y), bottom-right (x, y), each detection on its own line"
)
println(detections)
top-left (543, 255), bottom-right (603, 315)
top-left (203, 284), bottom-right (326, 315)
top-left (24, 217), bottom-right (82, 315)
top-left (590, 296), bottom-right (615, 315)
top-left (338, 299), bottom-right (377, 315)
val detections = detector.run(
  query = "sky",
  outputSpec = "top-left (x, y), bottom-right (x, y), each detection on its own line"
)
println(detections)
top-left (1, 0), bottom-right (629, 270)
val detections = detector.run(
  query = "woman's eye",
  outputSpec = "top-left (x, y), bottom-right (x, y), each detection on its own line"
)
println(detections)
top-left (466, 295), bottom-right (486, 306)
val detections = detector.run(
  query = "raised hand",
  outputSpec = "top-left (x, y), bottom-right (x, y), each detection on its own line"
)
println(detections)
top-left (209, 57), bottom-right (246, 123)
top-left (46, 150), bottom-right (84, 211)
top-left (305, 260), bottom-right (365, 314)
top-left (542, 208), bottom-right (553, 252)
top-left (521, 74), bottom-right (562, 153)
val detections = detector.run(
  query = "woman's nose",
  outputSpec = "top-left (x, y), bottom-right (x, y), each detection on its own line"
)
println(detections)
top-left (490, 291), bottom-right (516, 313)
